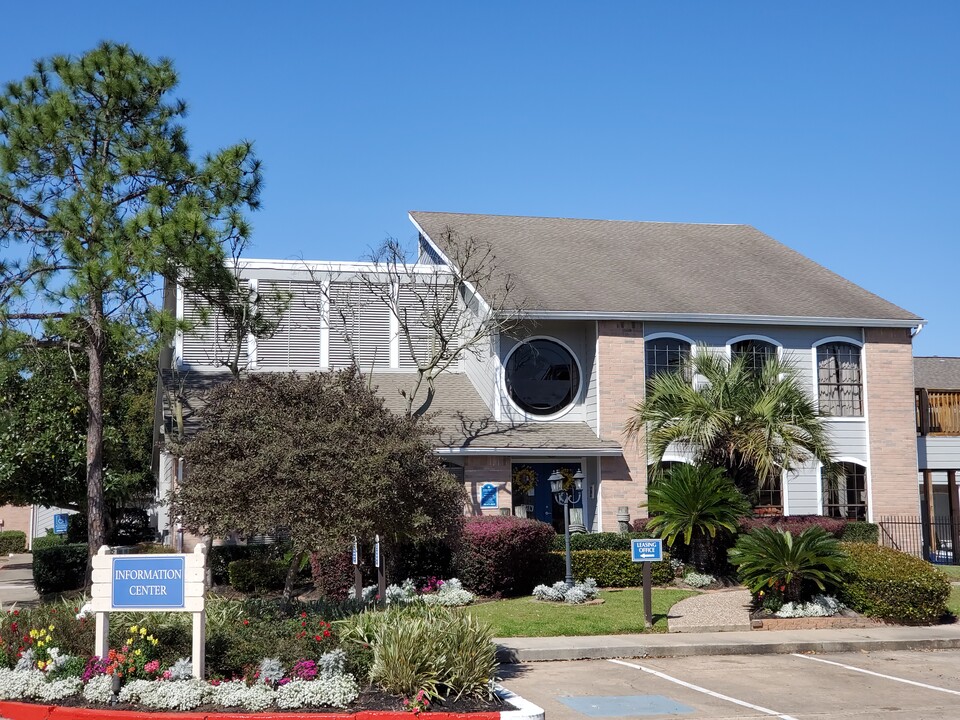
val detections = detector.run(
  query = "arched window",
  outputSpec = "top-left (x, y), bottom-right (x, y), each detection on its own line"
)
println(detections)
top-left (823, 462), bottom-right (867, 520)
top-left (504, 338), bottom-right (581, 416)
top-left (730, 339), bottom-right (777, 374)
top-left (645, 337), bottom-right (692, 383)
top-left (817, 342), bottom-right (863, 417)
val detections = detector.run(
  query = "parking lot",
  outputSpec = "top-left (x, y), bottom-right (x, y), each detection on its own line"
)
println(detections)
top-left (501, 650), bottom-right (960, 719)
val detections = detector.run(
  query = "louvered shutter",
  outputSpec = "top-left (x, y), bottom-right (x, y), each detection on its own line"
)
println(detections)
top-left (256, 280), bottom-right (323, 369)
top-left (328, 282), bottom-right (392, 369)
top-left (180, 285), bottom-right (249, 368)
top-left (396, 284), bottom-right (458, 370)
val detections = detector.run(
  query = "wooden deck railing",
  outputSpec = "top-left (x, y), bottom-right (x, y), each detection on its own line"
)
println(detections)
top-left (917, 390), bottom-right (960, 436)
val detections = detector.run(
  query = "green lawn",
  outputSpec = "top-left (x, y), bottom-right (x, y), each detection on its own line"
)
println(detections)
top-left (468, 588), bottom-right (698, 637)
top-left (948, 586), bottom-right (960, 617)
top-left (936, 565), bottom-right (960, 580)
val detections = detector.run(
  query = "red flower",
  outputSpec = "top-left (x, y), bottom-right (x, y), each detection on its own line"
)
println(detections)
top-left (243, 619), bottom-right (249, 626)
top-left (323, 630), bottom-right (331, 637)
top-left (300, 612), bottom-right (307, 618)
top-left (314, 635), bottom-right (322, 641)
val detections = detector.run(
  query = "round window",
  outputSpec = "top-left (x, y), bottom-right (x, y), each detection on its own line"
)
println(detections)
top-left (505, 339), bottom-right (580, 416)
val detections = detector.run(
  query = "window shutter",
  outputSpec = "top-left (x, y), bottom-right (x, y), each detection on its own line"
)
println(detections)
top-left (256, 280), bottom-right (323, 369)
top-left (328, 282), bottom-right (392, 369)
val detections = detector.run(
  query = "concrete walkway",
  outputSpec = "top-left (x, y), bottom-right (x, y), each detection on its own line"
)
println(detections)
top-left (0, 553), bottom-right (39, 607)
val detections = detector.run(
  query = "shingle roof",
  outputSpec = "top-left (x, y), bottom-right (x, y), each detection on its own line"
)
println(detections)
top-left (410, 211), bottom-right (922, 325)
top-left (159, 369), bottom-right (620, 454)
top-left (915, 357), bottom-right (960, 390)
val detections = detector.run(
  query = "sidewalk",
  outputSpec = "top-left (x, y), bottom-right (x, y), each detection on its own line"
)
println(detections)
top-left (0, 553), bottom-right (39, 607)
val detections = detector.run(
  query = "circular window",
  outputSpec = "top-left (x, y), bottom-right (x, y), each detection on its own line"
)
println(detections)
top-left (505, 338), bottom-right (580, 416)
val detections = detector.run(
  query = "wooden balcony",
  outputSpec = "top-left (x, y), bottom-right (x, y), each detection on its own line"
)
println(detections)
top-left (917, 389), bottom-right (960, 436)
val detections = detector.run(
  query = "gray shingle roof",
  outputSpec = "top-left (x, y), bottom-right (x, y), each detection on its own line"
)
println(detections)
top-left (915, 357), bottom-right (960, 390)
top-left (159, 369), bottom-right (619, 454)
top-left (410, 211), bottom-right (922, 324)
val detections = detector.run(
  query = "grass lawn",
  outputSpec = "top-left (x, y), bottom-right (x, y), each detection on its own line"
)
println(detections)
top-left (468, 588), bottom-right (698, 637)
top-left (935, 565), bottom-right (960, 580)
top-left (948, 586), bottom-right (960, 617)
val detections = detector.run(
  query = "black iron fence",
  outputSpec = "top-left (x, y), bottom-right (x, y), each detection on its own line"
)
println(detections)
top-left (879, 515), bottom-right (960, 564)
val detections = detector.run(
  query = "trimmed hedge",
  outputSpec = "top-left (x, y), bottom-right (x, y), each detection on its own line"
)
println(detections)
top-left (33, 543), bottom-right (87, 594)
top-left (454, 516), bottom-right (556, 597)
top-left (210, 543), bottom-right (290, 585)
top-left (550, 532), bottom-right (654, 552)
top-left (839, 522), bottom-right (879, 544)
top-left (0, 531), bottom-right (26, 554)
top-left (227, 558), bottom-right (288, 593)
top-left (31, 534), bottom-right (66, 552)
top-left (740, 515), bottom-right (847, 538)
top-left (840, 542), bottom-right (949, 624)
top-left (543, 549), bottom-right (674, 587)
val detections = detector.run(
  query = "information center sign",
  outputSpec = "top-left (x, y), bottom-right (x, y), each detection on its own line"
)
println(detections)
top-left (111, 556), bottom-right (186, 609)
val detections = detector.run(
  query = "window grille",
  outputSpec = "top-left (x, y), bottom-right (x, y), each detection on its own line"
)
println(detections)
top-left (817, 342), bottom-right (862, 417)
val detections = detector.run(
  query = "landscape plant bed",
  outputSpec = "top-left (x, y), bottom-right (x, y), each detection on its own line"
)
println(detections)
top-left (751, 613), bottom-right (883, 631)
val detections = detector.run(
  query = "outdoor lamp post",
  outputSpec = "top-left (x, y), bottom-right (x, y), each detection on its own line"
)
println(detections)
top-left (550, 469), bottom-right (584, 588)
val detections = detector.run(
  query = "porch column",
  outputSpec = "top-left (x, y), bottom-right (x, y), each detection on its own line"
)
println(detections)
top-left (923, 469), bottom-right (936, 558)
top-left (949, 470), bottom-right (960, 563)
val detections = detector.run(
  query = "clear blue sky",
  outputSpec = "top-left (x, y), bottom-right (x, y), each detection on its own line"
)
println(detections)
top-left (3, 2), bottom-right (957, 355)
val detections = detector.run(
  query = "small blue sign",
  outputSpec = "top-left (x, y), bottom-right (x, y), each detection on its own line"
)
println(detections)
top-left (112, 556), bottom-right (185, 609)
top-left (52, 514), bottom-right (69, 535)
top-left (631, 538), bottom-right (663, 562)
top-left (480, 483), bottom-right (499, 508)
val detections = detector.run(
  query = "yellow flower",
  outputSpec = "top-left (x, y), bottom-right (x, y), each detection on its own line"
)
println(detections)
top-left (28, 630), bottom-right (37, 639)
top-left (134, 649), bottom-right (141, 656)
top-left (126, 638), bottom-right (133, 646)
top-left (139, 628), bottom-right (147, 636)
top-left (48, 624), bottom-right (54, 631)
top-left (150, 638), bottom-right (158, 646)
top-left (130, 625), bottom-right (138, 633)
top-left (36, 660), bottom-right (46, 670)
top-left (36, 641), bottom-right (44, 648)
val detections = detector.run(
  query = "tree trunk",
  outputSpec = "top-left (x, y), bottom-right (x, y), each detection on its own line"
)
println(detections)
top-left (85, 297), bottom-right (107, 586)
top-left (281, 550), bottom-right (305, 610)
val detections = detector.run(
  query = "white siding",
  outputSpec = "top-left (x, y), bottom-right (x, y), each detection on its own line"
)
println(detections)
top-left (918, 436), bottom-right (960, 472)
top-left (786, 464), bottom-right (820, 515)
top-left (461, 292), bottom-right (497, 413)
top-left (584, 322), bottom-right (599, 434)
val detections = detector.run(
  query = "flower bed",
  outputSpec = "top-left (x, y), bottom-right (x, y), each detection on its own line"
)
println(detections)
top-left (0, 600), bottom-right (502, 717)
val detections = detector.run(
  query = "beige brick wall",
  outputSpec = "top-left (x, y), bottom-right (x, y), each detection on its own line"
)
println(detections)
top-left (597, 320), bottom-right (647, 530)
top-left (0, 505), bottom-right (32, 543)
top-left (463, 456), bottom-right (512, 516)
top-left (864, 327), bottom-right (920, 519)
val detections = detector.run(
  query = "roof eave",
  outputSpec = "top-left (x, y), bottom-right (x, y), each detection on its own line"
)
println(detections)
top-left (515, 310), bottom-right (925, 330)
top-left (435, 446), bottom-right (623, 457)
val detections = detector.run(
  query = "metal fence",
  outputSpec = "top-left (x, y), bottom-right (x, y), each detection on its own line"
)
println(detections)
top-left (879, 515), bottom-right (960, 564)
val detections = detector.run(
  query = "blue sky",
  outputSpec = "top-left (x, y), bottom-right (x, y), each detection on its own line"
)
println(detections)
top-left (3, 2), bottom-right (957, 355)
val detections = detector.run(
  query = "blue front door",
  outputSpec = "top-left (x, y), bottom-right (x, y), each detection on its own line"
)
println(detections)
top-left (512, 462), bottom-right (582, 533)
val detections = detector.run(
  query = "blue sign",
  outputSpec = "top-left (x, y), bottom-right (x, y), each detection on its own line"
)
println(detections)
top-left (480, 483), bottom-right (499, 508)
top-left (631, 538), bottom-right (663, 563)
top-left (52, 514), bottom-right (69, 535)
top-left (112, 556), bottom-right (185, 609)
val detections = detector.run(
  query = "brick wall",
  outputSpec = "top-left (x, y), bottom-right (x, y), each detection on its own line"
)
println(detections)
top-left (864, 327), bottom-right (920, 519)
top-left (597, 320), bottom-right (647, 530)
top-left (463, 456), bottom-right (512, 516)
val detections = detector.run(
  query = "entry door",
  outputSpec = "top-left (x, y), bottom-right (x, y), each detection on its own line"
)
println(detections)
top-left (512, 462), bottom-right (583, 533)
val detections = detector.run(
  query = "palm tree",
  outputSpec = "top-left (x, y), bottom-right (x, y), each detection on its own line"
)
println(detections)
top-left (626, 348), bottom-right (839, 502)
top-left (646, 463), bottom-right (751, 570)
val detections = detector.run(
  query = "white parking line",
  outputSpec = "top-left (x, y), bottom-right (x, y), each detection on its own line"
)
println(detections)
top-left (791, 653), bottom-right (960, 696)
top-left (607, 659), bottom-right (799, 720)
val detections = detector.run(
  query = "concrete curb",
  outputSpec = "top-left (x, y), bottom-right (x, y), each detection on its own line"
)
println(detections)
top-left (495, 628), bottom-right (960, 662)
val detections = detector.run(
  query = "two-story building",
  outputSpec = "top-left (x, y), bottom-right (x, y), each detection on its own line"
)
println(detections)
top-left (155, 211), bottom-right (924, 547)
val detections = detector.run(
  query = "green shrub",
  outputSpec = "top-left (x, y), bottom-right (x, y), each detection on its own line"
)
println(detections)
top-left (227, 558), bottom-right (288, 593)
top-left (0, 531), bottom-right (26, 554)
top-left (348, 605), bottom-right (496, 700)
top-left (840, 543), bottom-right (949, 625)
top-left (543, 549), bottom-right (673, 587)
top-left (209, 542), bottom-right (290, 585)
top-left (133, 542), bottom-right (176, 554)
top-left (729, 527), bottom-right (846, 603)
top-left (840, 522), bottom-right (879, 544)
top-left (31, 534), bottom-right (66, 552)
top-left (550, 532), bottom-right (652, 552)
top-left (33, 543), bottom-right (87, 594)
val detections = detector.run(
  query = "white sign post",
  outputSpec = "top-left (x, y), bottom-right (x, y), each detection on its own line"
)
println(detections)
top-left (91, 544), bottom-right (207, 679)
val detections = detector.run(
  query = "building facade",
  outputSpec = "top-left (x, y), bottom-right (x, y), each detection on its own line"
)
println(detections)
top-left (155, 212), bottom-right (925, 547)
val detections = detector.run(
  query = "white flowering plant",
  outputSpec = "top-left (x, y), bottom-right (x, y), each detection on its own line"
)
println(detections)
top-left (532, 578), bottom-right (599, 604)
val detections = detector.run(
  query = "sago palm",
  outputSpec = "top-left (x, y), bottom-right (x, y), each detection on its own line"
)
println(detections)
top-left (728, 526), bottom-right (847, 603)
top-left (626, 348), bottom-right (839, 500)
top-left (645, 463), bottom-right (751, 571)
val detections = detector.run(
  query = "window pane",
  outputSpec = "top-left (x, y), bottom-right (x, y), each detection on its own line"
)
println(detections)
top-left (645, 339), bottom-right (691, 382)
top-left (817, 343), bottom-right (862, 417)
top-left (731, 339), bottom-right (776, 374)
top-left (505, 339), bottom-right (580, 416)
top-left (823, 462), bottom-right (867, 521)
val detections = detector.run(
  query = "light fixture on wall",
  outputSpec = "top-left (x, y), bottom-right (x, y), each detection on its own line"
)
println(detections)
top-left (549, 469), bottom-right (584, 588)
